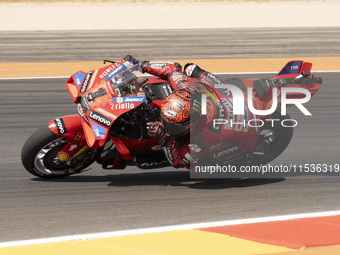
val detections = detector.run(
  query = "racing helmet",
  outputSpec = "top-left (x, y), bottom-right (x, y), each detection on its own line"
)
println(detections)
top-left (160, 87), bottom-right (201, 137)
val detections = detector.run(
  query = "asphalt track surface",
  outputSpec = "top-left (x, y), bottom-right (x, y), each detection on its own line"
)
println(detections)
top-left (1, 28), bottom-right (340, 243)
top-left (2, 27), bottom-right (340, 62)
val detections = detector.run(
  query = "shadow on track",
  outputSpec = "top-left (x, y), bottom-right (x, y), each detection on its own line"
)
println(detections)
top-left (31, 170), bottom-right (285, 190)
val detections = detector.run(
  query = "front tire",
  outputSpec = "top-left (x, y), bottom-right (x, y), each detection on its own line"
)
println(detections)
top-left (21, 125), bottom-right (100, 178)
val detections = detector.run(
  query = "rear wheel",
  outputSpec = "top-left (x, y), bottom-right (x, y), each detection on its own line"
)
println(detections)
top-left (250, 110), bottom-right (293, 165)
top-left (21, 125), bottom-right (100, 178)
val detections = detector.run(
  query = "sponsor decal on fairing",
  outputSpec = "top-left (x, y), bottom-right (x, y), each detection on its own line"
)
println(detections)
top-left (99, 64), bottom-right (117, 79)
top-left (277, 61), bottom-right (302, 76)
top-left (80, 71), bottom-right (93, 93)
top-left (112, 97), bottom-right (146, 103)
top-left (211, 144), bottom-right (239, 159)
top-left (74, 72), bottom-right (86, 88)
top-left (73, 131), bottom-right (83, 141)
top-left (87, 87), bottom-right (107, 102)
top-left (90, 121), bottom-right (106, 138)
top-left (149, 62), bottom-right (167, 68)
top-left (54, 118), bottom-right (67, 135)
top-left (89, 110), bottom-right (112, 127)
top-left (110, 102), bottom-right (135, 110)
top-left (104, 61), bottom-right (132, 81)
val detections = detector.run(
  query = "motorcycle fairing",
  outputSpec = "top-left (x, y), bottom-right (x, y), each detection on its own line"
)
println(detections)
top-left (65, 71), bottom-right (86, 103)
top-left (73, 72), bottom-right (86, 88)
top-left (66, 70), bottom-right (97, 103)
top-left (48, 114), bottom-right (85, 141)
top-left (82, 88), bottom-right (145, 147)
top-left (66, 62), bottom-right (145, 148)
top-left (112, 96), bottom-right (146, 103)
top-left (110, 137), bottom-right (133, 160)
top-left (65, 62), bottom-right (128, 103)
top-left (104, 138), bottom-right (163, 165)
top-left (104, 61), bottom-right (132, 81)
top-left (143, 78), bottom-right (173, 100)
top-left (275, 60), bottom-right (312, 79)
top-left (248, 60), bottom-right (322, 112)
top-left (48, 114), bottom-right (87, 161)
top-left (81, 118), bottom-right (108, 148)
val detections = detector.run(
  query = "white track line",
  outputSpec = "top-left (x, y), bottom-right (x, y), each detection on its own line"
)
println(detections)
top-left (1, 210), bottom-right (340, 248)
top-left (0, 70), bottom-right (339, 81)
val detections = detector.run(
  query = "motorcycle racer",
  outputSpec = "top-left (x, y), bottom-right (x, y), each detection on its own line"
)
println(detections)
top-left (22, 56), bottom-right (318, 178)
top-left (122, 55), bottom-right (258, 168)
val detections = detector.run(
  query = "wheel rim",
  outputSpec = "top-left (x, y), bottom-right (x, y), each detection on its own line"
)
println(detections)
top-left (253, 128), bottom-right (285, 161)
top-left (33, 137), bottom-right (97, 176)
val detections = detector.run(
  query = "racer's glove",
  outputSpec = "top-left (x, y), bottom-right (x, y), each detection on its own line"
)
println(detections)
top-left (147, 121), bottom-right (165, 139)
top-left (122, 55), bottom-right (149, 73)
top-left (122, 55), bottom-right (137, 64)
top-left (163, 139), bottom-right (182, 168)
top-left (138, 60), bottom-right (149, 73)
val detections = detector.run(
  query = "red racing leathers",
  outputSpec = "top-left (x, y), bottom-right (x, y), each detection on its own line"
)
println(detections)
top-left (139, 60), bottom-right (259, 168)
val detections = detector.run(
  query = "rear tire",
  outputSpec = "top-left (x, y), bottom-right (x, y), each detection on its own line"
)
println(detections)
top-left (250, 110), bottom-right (293, 165)
top-left (21, 125), bottom-right (100, 178)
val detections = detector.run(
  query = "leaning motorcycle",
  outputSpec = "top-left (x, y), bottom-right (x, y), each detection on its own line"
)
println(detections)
top-left (21, 59), bottom-right (322, 178)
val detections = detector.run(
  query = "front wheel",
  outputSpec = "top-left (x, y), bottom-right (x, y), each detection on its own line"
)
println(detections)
top-left (21, 125), bottom-right (100, 178)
